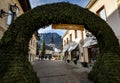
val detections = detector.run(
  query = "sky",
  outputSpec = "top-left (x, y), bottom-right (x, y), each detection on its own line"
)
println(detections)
top-left (29, 0), bottom-right (90, 36)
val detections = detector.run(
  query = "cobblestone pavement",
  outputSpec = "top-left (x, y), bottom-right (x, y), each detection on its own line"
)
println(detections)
top-left (32, 60), bottom-right (93, 83)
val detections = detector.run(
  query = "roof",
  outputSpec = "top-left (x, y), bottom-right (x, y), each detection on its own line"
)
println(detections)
top-left (62, 30), bottom-right (69, 38)
top-left (18, 0), bottom-right (31, 12)
top-left (63, 44), bottom-right (69, 52)
top-left (83, 36), bottom-right (97, 47)
top-left (45, 45), bottom-right (54, 51)
top-left (34, 31), bottom-right (40, 40)
top-left (68, 42), bottom-right (78, 51)
top-left (63, 41), bottom-right (79, 52)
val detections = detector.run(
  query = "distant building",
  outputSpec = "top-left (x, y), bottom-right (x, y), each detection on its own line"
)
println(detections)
top-left (29, 32), bottom-right (39, 62)
top-left (62, 28), bottom-right (98, 63)
top-left (62, 0), bottom-right (120, 64)
top-left (62, 30), bottom-right (84, 62)
top-left (82, 31), bottom-right (98, 63)
top-left (45, 44), bottom-right (54, 55)
top-left (39, 44), bottom-right (54, 60)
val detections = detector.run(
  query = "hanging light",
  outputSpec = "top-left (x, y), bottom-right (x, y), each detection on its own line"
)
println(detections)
top-left (10, 4), bottom-right (18, 13)
top-left (0, 4), bottom-right (18, 18)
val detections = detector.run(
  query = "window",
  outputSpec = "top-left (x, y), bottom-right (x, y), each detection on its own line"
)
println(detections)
top-left (81, 31), bottom-right (83, 40)
top-left (30, 39), bottom-right (32, 46)
top-left (33, 40), bottom-right (35, 47)
top-left (96, 6), bottom-right (107, 21)
top-left (70, 34), bottom-right (72, 42)
top-left (7, 10), bottom-right (12, 25)
top-left (67, 38), bottom-right (69, 44)
top-left (74, 30), bottom-right (77, 38)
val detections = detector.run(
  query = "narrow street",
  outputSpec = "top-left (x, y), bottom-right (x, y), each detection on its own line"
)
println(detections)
top-left (33, 60), bottom-right (93, 83)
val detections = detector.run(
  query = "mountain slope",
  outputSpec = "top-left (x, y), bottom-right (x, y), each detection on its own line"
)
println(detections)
top-left (38, 33), bottom-right (63, 49)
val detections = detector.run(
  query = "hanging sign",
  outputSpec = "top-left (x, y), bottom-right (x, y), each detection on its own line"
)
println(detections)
top-left (52, 24), bottom-right (84, 31)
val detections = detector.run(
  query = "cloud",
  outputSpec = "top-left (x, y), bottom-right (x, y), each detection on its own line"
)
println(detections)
top-left (38, 25), bottom-right (66, 36)
top-left (30, 0), bottom-right (90, 8)
top-left (38, 25), bottom-right (51, 33)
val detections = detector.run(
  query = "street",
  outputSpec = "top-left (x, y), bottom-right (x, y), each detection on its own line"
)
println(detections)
top-left (33, 60), bottom-right (93, 83)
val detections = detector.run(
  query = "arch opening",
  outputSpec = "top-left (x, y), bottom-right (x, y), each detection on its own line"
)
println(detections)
top-left (0, 2), bottom-right (120, 83)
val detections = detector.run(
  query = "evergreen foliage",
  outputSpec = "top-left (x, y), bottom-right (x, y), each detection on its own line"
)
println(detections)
top-left (0, 2), bottom-right (120, 83)
top-left (41, 40), bottom-right (46, 56)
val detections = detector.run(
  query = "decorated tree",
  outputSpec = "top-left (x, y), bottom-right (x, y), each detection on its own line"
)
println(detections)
top-left (0, 2), bottom-right (119, 83)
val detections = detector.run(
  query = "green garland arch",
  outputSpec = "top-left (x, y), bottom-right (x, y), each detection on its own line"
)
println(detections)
top-left (0, 2), bottom-right (120, 83)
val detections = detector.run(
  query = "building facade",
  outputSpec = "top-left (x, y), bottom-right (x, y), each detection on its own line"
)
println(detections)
top-left (62, 28), bottom-right (98, 64)
top-left (86, 0), bottom-right (120, 43)
top-left (82, 31), bottom-right (98, 63)
top-left (38, 43), bottom-right (54, 60)
top-left (0, 0), bottom-right (38, 62)
top-left (29, 32), bottom-right (38, 62)
top-left (62, 30), bottom-right (85, 63)
top-left (0, 0), bottom-right (24, 39)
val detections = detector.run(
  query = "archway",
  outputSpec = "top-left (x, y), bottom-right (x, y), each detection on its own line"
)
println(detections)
top-left (0, 2), bottom-right (120, 83)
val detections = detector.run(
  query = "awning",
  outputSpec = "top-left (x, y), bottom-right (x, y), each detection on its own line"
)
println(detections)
top-left (68, 42), bottom-right (78, 51)
top-left (63, 45), bottom-right (69, 52)
top-left (83, 37), bottom-right (97, 47)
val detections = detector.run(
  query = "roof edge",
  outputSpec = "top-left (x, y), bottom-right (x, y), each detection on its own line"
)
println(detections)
top-left (86, 0), bottom-right (97, 9)
top-left (18, 0), bottom-right (31, 12)
top-left (62, 30), bottom-right (69, 38)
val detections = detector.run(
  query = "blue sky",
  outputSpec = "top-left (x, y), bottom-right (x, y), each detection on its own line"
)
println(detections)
top-left (29, 0), bottom-right (90, 36)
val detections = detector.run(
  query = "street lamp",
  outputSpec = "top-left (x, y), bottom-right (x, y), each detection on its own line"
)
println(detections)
top-left (0, 9), bottom-right (12, 18)
top-left (10, 4), bottom-right (18, 13)
top-left (0, 4), bottom-right (18, 19)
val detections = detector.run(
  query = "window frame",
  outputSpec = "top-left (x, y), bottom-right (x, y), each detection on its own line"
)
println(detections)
top-left (7, 10), bottom-right (13, 25)
top-left (70, 34), bottom-right (72, 42)
top-left (96, 6), bottom-right (107, 21)
top-left (67, 38), bottom-right (69, 44)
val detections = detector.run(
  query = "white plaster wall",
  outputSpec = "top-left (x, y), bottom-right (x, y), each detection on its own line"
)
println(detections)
top-left (83, 48), bottom-right (89, 62)
top-left (63, 31), bottom-right (69, 46)
top-left (29, 34), bottom-right (38, 56)
top-left (0, 0), bottom-right (12, 38)
top-left (79, 47), bottom-right (84, 62)
top-left (63, 30), bottom-right (83, 44)
top-left (29, 34), bottom-right (38, 62)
